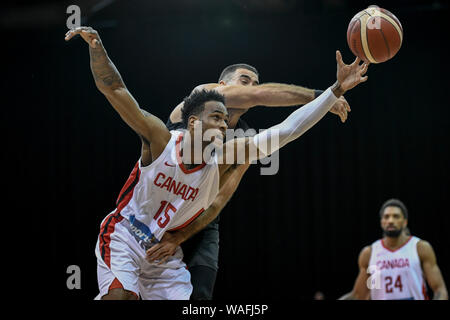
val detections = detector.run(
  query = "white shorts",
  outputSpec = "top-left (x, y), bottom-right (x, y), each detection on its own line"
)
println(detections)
top-left (94, 211), bottom-right (192, 300)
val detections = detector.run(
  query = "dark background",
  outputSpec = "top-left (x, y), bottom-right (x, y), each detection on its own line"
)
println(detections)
top-left (4, 0), bottom-right (449, 301)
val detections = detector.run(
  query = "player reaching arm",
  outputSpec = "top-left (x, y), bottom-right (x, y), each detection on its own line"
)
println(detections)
top-left (147, 52), bottom-right (369, 262)
top-left (170, 80), bottom-right (352, 125)
top-left (65, 27), bottom-right (171, 162)
top-left (218, 50), bottom-right (368, 174)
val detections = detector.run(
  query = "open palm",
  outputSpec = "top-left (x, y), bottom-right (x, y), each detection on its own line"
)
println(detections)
top-left (336, 51), bottom-right (369, 92)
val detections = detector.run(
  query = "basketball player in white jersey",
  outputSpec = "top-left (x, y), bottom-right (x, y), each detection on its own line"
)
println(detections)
top-left (148, 63), bottom-right (352, 300)
top-left (66, 26), bottom-right (369, 300)
top-left (339, 199), bottom-right (448, 300)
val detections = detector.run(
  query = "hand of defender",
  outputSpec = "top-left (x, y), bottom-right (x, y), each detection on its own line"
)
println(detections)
top-left (330, 96), bottom-right (351, 123)
top-left (336, 50), bottom-right (369, 93)
top-left (65, 26), bottom-right (101, 48)
top-left (145, 232), bottom-right (181, 264)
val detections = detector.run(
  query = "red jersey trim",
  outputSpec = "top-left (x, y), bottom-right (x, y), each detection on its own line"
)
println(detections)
top-left (381, 235), bottom-right (413, 252)
top-left (99, 163), bottom-right (141, 268)
top-left (175, 133), bottom-right (207, 174)
top-left (167, 207), bottom-right (205, 231)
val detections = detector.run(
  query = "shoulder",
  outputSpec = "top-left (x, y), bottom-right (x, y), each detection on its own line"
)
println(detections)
top-left (416, 239), bottom-right (435, 261)
top-left (358, 245), bottom-right (372, 267)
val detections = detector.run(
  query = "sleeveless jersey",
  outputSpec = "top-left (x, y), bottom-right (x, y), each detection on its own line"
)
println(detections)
top-left (368, 236), bottom-right (428, 300)
top-left (114, 130), bottom-right (219, 250)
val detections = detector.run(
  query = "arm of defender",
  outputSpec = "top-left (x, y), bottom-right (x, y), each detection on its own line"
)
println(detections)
top-left (219, 51), bottom-right (368, 168)
top-left (145, 164), bottom-right (250, 263)
top-left (169, 83), bottom-right (350, 123)
top-left (169, 84), bottom-right (220, 123)
top-left (338, 246), bottom-right (371, 300)
top-left (65, 27), bottom-right (171, 150)
top-left (417, 240), bottom-right (448, 300)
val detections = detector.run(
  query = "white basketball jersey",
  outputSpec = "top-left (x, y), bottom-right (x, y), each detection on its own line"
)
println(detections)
top-left (115, 130), bottom-right (219, 250)
top-left (368, 236), bottom-right (428, 300)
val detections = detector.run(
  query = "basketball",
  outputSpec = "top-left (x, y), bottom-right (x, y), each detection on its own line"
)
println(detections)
top-left (347, 6), bottom-right (403, 63)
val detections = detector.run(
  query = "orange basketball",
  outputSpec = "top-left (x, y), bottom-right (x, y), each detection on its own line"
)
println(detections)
top-left (347, 6), bottom-right (403, 63)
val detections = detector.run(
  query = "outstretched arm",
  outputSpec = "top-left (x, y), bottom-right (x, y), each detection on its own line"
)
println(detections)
top-left (170, 83), bottom-right (350, 123)
top-left (145, 163), bottom-right (250, 263)
top-left (417, 240), bottom-right (448, 300)
top-left (219, 51), bottom-right (368, 173)
top-left (65, 27), bottom-right (170, 157)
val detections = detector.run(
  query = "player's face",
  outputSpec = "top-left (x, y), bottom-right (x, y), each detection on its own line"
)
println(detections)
top-left (224, 68), bottom-right (259, 86)
top-left (200, 100), bottom-right (229, 141)
top-left (380, 206), bottom-right (407, 238)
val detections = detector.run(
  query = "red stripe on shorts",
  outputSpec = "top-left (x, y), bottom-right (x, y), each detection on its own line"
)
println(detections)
top-left (99, 162), bottom-right (141, 267)
top-left (99, 212), bottom-right (124, 268)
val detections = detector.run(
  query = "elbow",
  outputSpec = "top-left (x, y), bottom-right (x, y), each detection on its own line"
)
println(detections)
top-left (97, 83), bottom-right (125, 97)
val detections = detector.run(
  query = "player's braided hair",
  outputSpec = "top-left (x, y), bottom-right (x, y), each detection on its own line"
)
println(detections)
top-left (379, 198), bottom-right (409, 219)
top-left (181, 89), bottom-right (226, 127)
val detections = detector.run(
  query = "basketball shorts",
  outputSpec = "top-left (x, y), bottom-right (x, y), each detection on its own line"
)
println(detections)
top-left (95, 212), bottom-right (192, 300)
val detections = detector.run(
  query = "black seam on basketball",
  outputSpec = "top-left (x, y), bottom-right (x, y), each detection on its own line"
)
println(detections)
top-left (379, 27), bottom-right (391, 59)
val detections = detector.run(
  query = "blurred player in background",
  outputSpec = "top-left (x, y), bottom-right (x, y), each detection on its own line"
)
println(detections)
top-left (339, 199), bottom-right (448, 300)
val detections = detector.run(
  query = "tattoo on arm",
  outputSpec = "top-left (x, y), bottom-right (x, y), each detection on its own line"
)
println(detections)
top-left (89, 44), bottom-right (124, 89)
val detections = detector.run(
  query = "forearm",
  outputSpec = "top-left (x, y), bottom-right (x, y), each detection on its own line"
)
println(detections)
top-left (338, 292), bottom-right (356, 300)
top-left (432, 287), bottom-right (448, 300)
top-left (251, 85), bottom-right (338, 159)
top-left (218, 83), bottom-right (317, 109)
top-left (172, 164), bottom-right (249, 244)
top-left (253, 82), bottom-right (315, 106)
top-left (89, 41), bottom-right (125, 92)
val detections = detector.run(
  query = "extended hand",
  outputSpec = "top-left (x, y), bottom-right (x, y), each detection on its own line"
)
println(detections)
top-left (336, 50), bottom-right (369, 93)
top-left (330, 96), bottom-right (351, 123)
top-left (65, 26), bottom-right (101, 48)
top-left (145, 232), bottom-right (181, 264)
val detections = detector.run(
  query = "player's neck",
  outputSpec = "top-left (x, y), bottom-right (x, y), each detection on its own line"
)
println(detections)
top-left (383, 233), bottom-right (410, 250)
top-left (179, 138), bottom-right (209, 168)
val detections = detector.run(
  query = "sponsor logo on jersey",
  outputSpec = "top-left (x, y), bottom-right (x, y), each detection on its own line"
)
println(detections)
top-left (376, 258), bottom-right (410, 270)
top-left (129, 215), bottom-right (158, 245)
top-left (153, 172), bottom-right (199, 201)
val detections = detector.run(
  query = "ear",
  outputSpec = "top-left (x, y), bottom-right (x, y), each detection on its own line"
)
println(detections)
top-left (188, 115), bottom-right (199, 129)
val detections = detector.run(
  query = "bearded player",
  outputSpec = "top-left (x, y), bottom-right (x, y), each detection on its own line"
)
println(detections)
top-left (339, 199), bottom-right (448, 300)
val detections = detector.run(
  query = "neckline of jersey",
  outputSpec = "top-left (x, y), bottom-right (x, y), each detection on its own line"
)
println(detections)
top-left (381, 235), bottom-right (413, 253)
top-left (175, 133), bottom-right (207, 174)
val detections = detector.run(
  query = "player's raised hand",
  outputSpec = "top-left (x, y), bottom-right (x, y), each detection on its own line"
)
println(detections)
top-left (65, 26), bottom-right (101, 48)
top-left (335, 50), bottom-right (369, 93)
